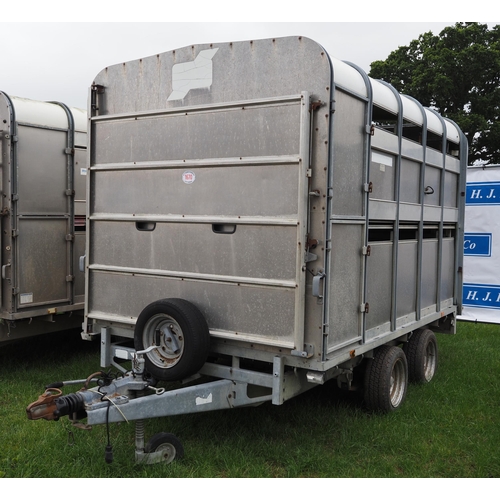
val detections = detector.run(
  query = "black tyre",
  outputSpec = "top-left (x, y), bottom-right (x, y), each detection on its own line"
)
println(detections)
top-left (404, 328), bottom-right (438, 383)
top-left (145, 432), bottom-right (184, 463)
top-left (364, 345), bottom-right (408, 413)
top-left (134, 298), bottom-right (210, 381)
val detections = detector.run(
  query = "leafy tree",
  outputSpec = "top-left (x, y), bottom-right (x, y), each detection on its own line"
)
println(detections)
top-left (369, 22), bottom-right (500, 165)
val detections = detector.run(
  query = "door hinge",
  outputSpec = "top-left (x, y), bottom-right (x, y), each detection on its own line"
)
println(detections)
top-left (309, 100), bottom-right (324, 112)
top-left (362, 245), bottom-right (371, 256)
top-left (364, 182), bottom-right (373, 193)
top-left (360, 303), bottom-right (369, 313)
top-left (91, 84), bottom-right (105, 112)
top-left (305, 252), bottom-right (318, 263)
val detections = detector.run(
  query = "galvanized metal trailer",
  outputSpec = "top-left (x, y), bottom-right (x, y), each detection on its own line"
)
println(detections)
top-left (0, 93), bottom-right (86, 343)
top-left (27, 36), bottom-right (467, 464)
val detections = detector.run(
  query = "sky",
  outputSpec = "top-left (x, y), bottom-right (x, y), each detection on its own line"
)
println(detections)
top-left (1, 3), bottom-right (497, 111)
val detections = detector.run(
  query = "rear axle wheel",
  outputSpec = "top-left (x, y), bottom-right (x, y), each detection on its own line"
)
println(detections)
top-left (364, 345), bottom-right (408, 412)
top-left (404, 328), bottom-right (438, 383)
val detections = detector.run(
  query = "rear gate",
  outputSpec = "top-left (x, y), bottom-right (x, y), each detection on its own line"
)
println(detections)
top-left (14, 116), bottom-right (73, 309)
top-left (88, 93), bottom-right (313, 350)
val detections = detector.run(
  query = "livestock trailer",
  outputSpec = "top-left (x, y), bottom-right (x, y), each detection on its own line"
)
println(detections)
top-left (0, 93), bottom-right (86, 343)
top-left (27, 36), bottom-right (467, 464)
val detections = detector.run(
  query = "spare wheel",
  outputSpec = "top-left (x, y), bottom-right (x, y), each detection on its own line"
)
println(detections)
top-left (134, 298), bottom-right (210, 381)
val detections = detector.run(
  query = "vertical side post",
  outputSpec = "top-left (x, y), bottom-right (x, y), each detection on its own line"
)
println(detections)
top-left (101, 327), bottom-right (111, 368)
top-left (272, 356), bottom-right (285, 405)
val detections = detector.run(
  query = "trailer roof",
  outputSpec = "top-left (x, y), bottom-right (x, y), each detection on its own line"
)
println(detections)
top-left (9, 95), bottom-right (86, 132)
top-left (330, 48), bottom-right (461, 143)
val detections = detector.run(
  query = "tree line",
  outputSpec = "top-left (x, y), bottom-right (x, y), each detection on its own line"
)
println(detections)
top-left (369, 22), bottom-right (500, 166)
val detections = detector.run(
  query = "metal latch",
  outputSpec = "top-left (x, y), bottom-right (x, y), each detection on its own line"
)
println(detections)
top-left (1, 263), bottom-right (10, 279)
top-left (79, 255), bottom-right (86, 273)
top-left (312, 270), bottom-right (325, 298)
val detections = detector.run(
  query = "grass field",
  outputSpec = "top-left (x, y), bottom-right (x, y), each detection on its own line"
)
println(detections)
top-left (0, 320), bottom-right (499, 478)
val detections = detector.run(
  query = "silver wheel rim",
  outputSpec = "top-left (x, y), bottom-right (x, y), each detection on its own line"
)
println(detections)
top-left (390, 358), bottom-right (406, 407)
top-left (156, 442), bottom-right (177, 464)
top-left (423, 340), bottom-right (437, 381)
top-left (142, 313), bottom-right (185, 369)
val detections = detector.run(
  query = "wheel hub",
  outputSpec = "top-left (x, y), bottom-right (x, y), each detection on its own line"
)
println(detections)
top-left (144, 315), bottom-right (185, 368)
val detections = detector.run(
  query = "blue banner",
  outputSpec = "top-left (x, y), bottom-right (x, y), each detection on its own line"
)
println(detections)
top-left (463, 283), bottom-right (500, 309)
top-left (466, 182), bottom-right (500, 205)
top-left (464, 233), bottom-right (492, 257)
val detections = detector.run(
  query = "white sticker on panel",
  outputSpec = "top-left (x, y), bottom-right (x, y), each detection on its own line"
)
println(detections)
top-left (20, 293), bottom-right (33, 304)
top-left (167, 48), bottom-right (219, 101)
top-left (372, 151), bottom-right (394, 167)
top-left (195, 393), bottom-right (213, 406)
top-left (182, 171), bottom-right (196, 184)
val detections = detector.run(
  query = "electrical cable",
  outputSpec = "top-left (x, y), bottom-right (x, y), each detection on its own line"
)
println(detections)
top-left (95, 370), bottom-right (115, 464)
top-left (104, 399), bottom-right (113, 464)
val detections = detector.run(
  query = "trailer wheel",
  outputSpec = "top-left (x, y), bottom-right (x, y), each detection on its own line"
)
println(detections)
top-left (404, 329), bottom-right (438, 383)
top-left (145, 432), bottom-right (184, 463)
top-left (364, 345), bottom-right (408, 412)
top-left (134, 298), bottom-right (210, 381)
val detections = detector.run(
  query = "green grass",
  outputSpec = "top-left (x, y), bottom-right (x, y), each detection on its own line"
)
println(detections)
top-left (0, 321), bottom-right (499, 478)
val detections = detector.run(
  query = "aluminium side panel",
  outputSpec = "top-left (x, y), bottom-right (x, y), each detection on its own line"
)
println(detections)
top-left (327, 88), bottom-right (368, 351)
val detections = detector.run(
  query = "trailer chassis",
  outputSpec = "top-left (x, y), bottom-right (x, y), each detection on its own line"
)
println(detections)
top-left (26, 307), bottom-right (454, 464)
